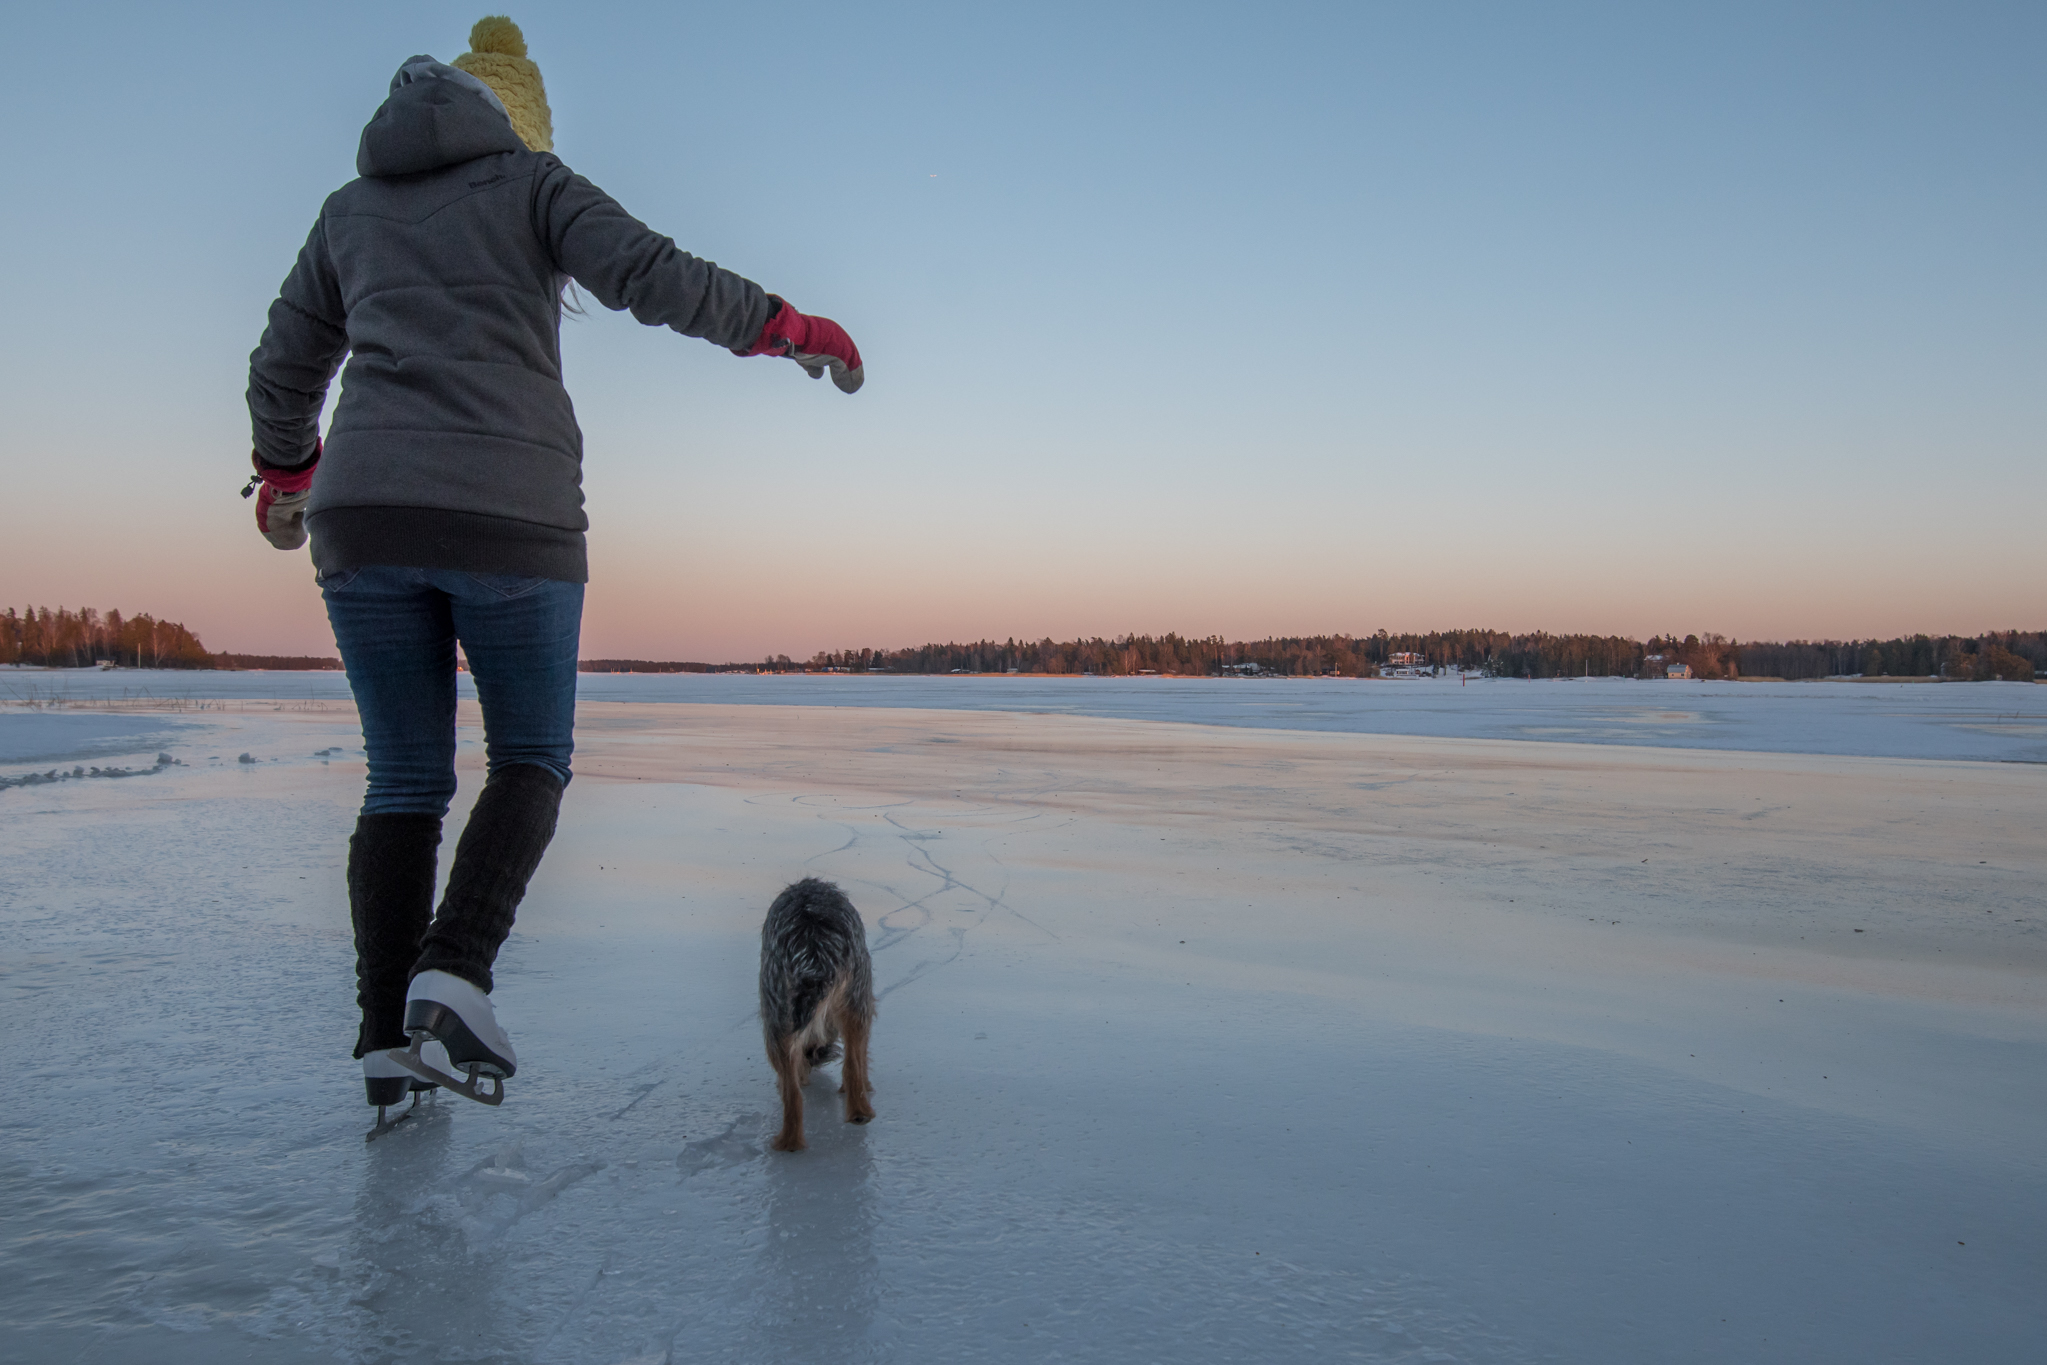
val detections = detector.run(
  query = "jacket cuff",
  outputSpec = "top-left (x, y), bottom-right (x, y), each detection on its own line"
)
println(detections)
top-left (252, 440), bottom-right (321, 492)
top-left (734, 297), bottom-right (794, 357)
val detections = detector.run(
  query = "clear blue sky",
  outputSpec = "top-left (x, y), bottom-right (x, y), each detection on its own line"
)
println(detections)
top-left (3, 2), bottom-right (2040, 658)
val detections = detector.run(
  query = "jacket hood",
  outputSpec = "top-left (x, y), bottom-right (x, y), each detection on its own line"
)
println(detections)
top-left (357, 56), bottom-right (523, 177)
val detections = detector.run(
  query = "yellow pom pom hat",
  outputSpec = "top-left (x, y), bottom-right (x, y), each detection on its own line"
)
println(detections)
top-left (452, 16), bottom-right (552, 153)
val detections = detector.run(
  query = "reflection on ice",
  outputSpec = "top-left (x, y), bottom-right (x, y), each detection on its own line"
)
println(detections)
top-left (341, 1102), bottom-right (490, 1363)
top-left (676, 1115), bottom-right (765, 1180)
top-left (760, 1120), bottom-right (879, 1359)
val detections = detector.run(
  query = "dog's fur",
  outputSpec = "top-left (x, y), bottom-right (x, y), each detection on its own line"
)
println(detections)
top-left (759, 878), bottom-right (875, 1151)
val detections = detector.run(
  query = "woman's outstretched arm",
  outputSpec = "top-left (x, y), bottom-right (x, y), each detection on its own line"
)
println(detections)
top-left (531, 160), bottom-right (773, 350)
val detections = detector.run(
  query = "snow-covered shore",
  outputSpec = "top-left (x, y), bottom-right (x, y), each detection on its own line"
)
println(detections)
top-left (3, 701), bottom-right (2043, 1362)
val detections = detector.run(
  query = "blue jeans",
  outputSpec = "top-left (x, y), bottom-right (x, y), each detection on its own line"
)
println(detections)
top-left (319, 567), bottom-right (583, 816)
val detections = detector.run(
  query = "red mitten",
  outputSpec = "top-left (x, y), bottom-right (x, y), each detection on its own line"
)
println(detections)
top-left (742, 299), bottom-right (864, 393)
top-left (243, 447), bottom-right (319, 551)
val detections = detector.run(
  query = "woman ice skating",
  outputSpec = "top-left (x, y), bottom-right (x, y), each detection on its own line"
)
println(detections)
top-left (243, 16), bottom-right (862, 1125)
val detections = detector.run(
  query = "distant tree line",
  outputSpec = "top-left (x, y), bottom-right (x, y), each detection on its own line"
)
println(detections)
top-left (9, 605), bottom-right (2040, 682)
top-left (0, 606), bottom-right (341, 671)
top-left (1735, 632), bottom-right (2041, 682)
top-left (214, 654), bottom-right (343, 671)
top-left (792, 629), bottom-right (2043, 681)
top-left (580, 659), bottom-right (716, 674)
top-left (2, 605), bottom-right (212, 668)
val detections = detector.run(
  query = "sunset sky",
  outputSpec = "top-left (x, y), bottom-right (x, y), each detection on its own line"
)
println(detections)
top-left (3, 2), bottom-right (2040, 660)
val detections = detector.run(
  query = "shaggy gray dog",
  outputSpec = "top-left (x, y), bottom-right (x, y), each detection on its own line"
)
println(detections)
top-left (759, 878), bottom-right (875, 1151)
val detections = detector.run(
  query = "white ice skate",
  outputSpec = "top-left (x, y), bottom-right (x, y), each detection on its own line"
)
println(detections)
top-left (385, 969), bottom-right (517, 1107)
top-left (364, 1040), bottom-right (450, 1140)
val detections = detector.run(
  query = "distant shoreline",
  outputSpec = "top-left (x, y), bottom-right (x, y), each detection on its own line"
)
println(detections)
top-left (9, 608), bottom-right (2039, 682)
top-left (2, 664), bottom-right (2032, 684)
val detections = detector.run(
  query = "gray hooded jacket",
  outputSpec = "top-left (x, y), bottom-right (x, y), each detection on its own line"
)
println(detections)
top-left (247, 58), bottom-right (775, 581)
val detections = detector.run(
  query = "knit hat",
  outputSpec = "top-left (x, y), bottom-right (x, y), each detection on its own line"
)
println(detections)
top-left (452, 17), bottom-right (552, 153)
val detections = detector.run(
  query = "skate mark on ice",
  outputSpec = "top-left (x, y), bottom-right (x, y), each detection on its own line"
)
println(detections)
top-left (882, 810), bottom-right (948, 846)
top-left (796, 795), bottom-right (954, 867)
top-left (773, 799), bottom-right (1067, 1006)
top-left (745, 791), bottom-right (901, 809)
top-left (895, 814), bottom-right (1054, 935)
top-left (806, 819), bottom-right (863, 860)
top-left (885, 814), bottom-right (1058, 943)
top-left (535, 1251), bottom-right (612, 1359)
top-left (677, 1115), bottom-right (767, 1177)
top-left (608, 1079), bottom-right (663, 1122)
top-left (865, 895), bottom-right (931, 954)
top-left (801, 793), bottom-right (1061, 934)
top-left (878, 825), bottom-right (1001, 917)
top-left (855, 810), bottom-right (1062, 998)
top-left (788, 794), bottom-right (913, 812)
top-left (875, 925), bottom-right (969, 1002)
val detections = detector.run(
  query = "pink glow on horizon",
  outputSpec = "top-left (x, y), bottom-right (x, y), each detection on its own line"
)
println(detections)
top-left (4, 509), bottom-right (2034, 664)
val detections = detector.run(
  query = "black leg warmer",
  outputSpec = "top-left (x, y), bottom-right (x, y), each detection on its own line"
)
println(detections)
top-left (411, 763), bottom-right (565, 994)
top-left (348, 813), bottom-right (443, 1059)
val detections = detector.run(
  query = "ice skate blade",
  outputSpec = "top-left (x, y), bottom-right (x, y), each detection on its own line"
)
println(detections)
top-left (384, 1043), bottom-right (505, 1107)
top-left (366, 1092), bottom-right (427, 1142)
top-left (366, 1106), bottom-right (413, 1142)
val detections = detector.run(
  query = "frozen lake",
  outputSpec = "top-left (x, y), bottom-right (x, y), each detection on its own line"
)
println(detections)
top-left (2, 699), bottom-right (2043, 1362)
top-left (5, 667), bottom-right (2044, 763)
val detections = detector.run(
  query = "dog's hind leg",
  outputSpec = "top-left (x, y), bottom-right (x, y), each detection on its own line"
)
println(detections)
top-left (768, 1035), bottom-right (807, 1152)
top-left (836, 1002), bottom-right (875, 1124)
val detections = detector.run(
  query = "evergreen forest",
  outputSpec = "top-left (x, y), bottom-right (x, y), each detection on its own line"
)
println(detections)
top-left (788, 630), bottom-right (2042, 680)
top-left (0, 606), bottom-right (337, 671)
top-left (7, 605), bottom-right (2039, 681)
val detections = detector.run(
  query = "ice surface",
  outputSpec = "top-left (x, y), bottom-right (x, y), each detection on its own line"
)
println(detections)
top-left (9, 667), bottom-right (2046, 761)
top-left (0, 667), bottom-right (360, 706)
top-left (570, 673), bottom-right (2047, 763)
top-left (2, 701), bottom-right (2043, 1363)
top-left (0, 711), bottom-right (202, 765)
